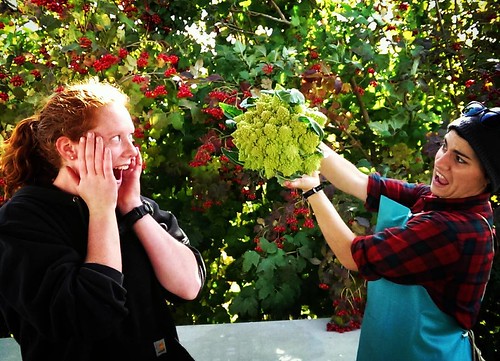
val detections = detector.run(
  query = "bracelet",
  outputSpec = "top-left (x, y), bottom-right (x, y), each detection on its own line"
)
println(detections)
top-left (302, 184), bottom-right (324, 199)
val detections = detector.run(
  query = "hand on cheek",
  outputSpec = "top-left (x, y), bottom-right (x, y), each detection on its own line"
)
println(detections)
top-left (76, 133), bottom-right (118, 210)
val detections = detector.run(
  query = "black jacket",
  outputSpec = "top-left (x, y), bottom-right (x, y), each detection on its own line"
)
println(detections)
top-left (0, 185), bottom-right (205, 360)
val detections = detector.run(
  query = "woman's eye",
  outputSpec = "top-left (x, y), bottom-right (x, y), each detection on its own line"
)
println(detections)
top-left (111, 135), bottom-right (121, 142)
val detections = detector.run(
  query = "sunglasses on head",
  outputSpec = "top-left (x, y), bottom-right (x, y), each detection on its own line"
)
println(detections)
top-left (462, 101), bottom-right (500, 128)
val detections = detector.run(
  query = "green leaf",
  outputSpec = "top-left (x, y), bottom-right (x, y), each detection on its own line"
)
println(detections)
top-left (229, 286), bottom-right (258, 317)
top-left (257, 257), bottom-right (277, 274)
top-left (256, 279), bottom-right (275, 300)
top-left (225, 119), bottom-right (237, 128)
top-left (243, 250), bottom-right (261, 272)
top-left (117, 13), bottom-right (136, 30)
top-left (238, 70), bottom-right (250, 80)
top-left (179, 98), bottom-right (204, 124)
top-left (167, 112), bottom-right (184, 131)
top-left (262, 87), bottom-right (305, 106)
top-left (298, 116), bottom-right (324, 140)
top-left (239, 97), bottom-right (257, 108)
top-left (368, 121), bottom-right (391, 137)
top-left (221, 148), bottom-right (245, 166)
top-left (150, 111), bottom-right (168, 129)
top-left (259, 238), bottom-right (278, 254)
top-left (298, 245), bottom-right (313, 259)
top-left (233, 40), bottom-right (246, 54)
top-left (291, 15), bottom-right (302, 27)
top-left (219, 103), bottom-right (243, 119)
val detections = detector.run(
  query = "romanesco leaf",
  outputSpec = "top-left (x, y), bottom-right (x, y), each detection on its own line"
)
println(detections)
top-left (225, 119), bottom-right (237, 128)
top-left (239, 97), bottom-right (257, 109)
top-left (262, 87), bottom-right (305, 106)
top-left (298, 115), bottom-right (324, 140)
top-left (219, 103), bottom-right (243, 119)
top-left (221, 148), bottom-right (245, 166)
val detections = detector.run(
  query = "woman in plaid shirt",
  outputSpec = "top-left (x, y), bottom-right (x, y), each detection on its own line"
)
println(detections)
top-left (286, 102), bottom-right (498, 361)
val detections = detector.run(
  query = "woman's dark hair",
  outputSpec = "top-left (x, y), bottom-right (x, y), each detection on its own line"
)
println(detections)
top-left (0, 80), bottom-right (129, 198)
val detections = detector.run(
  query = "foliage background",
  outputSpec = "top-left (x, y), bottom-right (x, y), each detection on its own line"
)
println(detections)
top-left (0, 0), bottom-right (499, 359)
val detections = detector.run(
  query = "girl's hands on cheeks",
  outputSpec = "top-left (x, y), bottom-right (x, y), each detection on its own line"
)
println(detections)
top-left (117, 147), bottom-right (142, 214)
top-left (75, 133), bottom-right (118, 213)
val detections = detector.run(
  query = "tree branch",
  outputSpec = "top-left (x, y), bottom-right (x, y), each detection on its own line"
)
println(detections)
top-left (247, 10), bottom-right (291, 25)
top-left (349, 77), bottom-right (370, 126)
top-left (268, 0), bottom-right (289, 24)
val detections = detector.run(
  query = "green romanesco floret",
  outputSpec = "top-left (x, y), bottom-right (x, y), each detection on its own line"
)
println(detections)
top-left (298, 132), bottom-right (321, 154)
top-left (276, 105), bottom-right (291, 120)
top-left (260, 110), bottom-right (273, 122)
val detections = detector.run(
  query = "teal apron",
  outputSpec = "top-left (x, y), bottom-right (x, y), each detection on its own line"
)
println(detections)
top-left (356, 196), bottom-right (472, 361)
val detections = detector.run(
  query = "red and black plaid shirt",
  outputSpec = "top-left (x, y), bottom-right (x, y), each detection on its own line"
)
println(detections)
top-left (352, 174), bottom-right (495, 329)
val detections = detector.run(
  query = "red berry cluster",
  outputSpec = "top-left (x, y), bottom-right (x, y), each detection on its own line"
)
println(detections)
top-left (31, 0), bottom-right (72, 16)
top-left (157, 53), bottom-right (179, 77)
top-left (157, 53), bottom-right (178, 65)
top-left (145, 85), bottom-right (168, 98)
top-left (464, 70), bottom-right (500, 103)
top-left (13, 55), bottom-right (26, 65)
top-left (201, 88), bottom-right (249, 130)
top-left (251, 191), bottom-right (320, 253)
top-left (137, 52), bottom-right (149, 68)
top-left (177, 83), bottom-right (193, 98)
top-left (202, 107), bottom-right (224, 121)
top-left (326, 296), bottom-right (365, 333)
top-left (189, 142), bottom-right (216, 167)
top-left (9, 75), bottom-right (25, 87)
top-left (262, 64), bottom-right (274, 75)
top-left (118, 48), bottom-right (128, 59)
top-left (326, 319), bottom-right (361, 333)
top-left (79, 37), bottom-right (92, 49)
top-left (132, 75), bottom-right (148, 85)
top-left (118, 0), bottom-right (138, 16)
top-left (188, 125), bottom-right (262, 212)
top-left (93, 54), bottom-right (120, 72)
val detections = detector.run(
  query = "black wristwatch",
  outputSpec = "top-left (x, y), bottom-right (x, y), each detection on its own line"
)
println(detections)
top-left (121, 200), bottom-right (154, 229)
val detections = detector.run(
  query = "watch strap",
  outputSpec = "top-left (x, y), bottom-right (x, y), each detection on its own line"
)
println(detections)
top-left (302, 184), bottom-right (324, 199)
top-left (120, 201), bottom-right (153, 231)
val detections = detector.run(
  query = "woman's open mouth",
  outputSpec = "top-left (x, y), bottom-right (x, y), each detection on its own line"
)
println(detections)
top-left (433, 171), bottom-right (449, 186)
top-left (113, 165), bottom-right (129, 180)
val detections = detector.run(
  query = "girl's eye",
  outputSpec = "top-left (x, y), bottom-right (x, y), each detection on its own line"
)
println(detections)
top-left (111, 135), bottom-right (121, 142)
top-left (456, 155), bottom-right (465, 164)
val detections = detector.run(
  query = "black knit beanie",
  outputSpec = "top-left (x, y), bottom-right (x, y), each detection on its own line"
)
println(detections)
top-left (448, 106), bottom-right (500, 193)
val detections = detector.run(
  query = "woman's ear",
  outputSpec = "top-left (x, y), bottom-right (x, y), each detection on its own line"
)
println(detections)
top-left (55, 136), bottom-right (78, 161)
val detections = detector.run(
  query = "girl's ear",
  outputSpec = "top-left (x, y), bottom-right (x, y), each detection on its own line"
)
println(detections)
top-left (55, 136), bottom-right (78, 161)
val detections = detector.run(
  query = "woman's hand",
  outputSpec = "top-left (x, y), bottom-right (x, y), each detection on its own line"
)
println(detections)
top-left (117, 147), bottom-right (143, 214)
top-left (73, 132), bottom-right (118, 212)
top-left (284, 171), bottom-right (321, 192)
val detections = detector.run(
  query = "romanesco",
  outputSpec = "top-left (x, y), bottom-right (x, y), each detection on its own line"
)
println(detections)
top-left (225, 88), bottom-right (327, 181)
